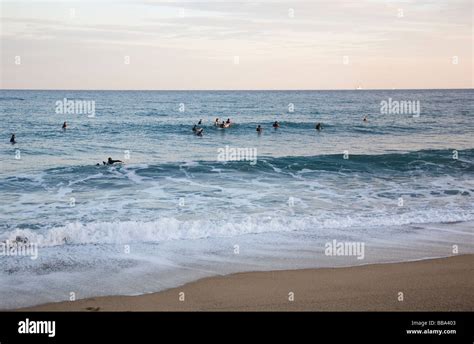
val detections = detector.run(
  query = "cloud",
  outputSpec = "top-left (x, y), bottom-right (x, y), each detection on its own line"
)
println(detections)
top-left (1, 0), bottom-right (471, 89)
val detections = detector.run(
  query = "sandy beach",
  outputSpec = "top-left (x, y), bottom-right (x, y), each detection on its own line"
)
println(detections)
top-left (18, 255), bottom-right (473, 312)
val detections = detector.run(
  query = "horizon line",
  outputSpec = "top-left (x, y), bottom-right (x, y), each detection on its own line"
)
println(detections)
top-left (1, 87), bottom-right (473, 92)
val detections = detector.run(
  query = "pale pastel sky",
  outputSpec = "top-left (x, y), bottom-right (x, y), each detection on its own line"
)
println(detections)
top-left (0, 0), bottom-right (472, 90)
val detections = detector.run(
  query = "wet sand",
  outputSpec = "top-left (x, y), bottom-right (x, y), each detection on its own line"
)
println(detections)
top-left (19, 255), bottom-right (473, 311)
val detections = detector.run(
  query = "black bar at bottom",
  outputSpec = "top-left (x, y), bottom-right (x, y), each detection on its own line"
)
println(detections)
top-left (0, 312), bottom-right (472, 343)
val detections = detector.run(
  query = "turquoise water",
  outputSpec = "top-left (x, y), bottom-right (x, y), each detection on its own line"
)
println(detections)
top-left (0, 89), bottom-right (473, 308)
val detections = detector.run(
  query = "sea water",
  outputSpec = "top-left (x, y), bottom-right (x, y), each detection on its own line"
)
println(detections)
top-left (0, 89), bottom-right (473, 308)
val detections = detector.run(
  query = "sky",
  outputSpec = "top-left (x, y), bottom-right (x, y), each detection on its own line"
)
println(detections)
top-left (0, 0), bottom-right (472, 90)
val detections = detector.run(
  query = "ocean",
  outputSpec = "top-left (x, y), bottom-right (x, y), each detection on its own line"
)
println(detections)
top-left (0, 89), bottom-right (473, 309)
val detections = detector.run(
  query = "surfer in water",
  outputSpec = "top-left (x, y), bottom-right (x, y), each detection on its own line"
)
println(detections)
top-left (105, 157), bottom-right (123, 165)
top-left (363, 115), bottom-right (368, 122)
top-left (226, 118), bottom-right (231, 125)
top-left (62, 121), bottom-right (67, 130)
top-left (272, 121), bottom-right (280, 128)
top-left (256, 125), bottom-right (263, 133)
top-left (315, 122), bottom-right (322, 131)
top-left (10, 134), bottom-right (16, 144)
top-left (214, 118), bottom-right (219, 126)
top-left (192, 124), bottom-right (198, 132)
top-left (196, 128), bottom-right (204, 137)
top-left (198, 119), bottom-right (202, 125)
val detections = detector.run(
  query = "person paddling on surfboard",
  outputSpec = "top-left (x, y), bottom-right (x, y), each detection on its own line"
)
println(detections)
top-left (106, 157), bottom-right (123, 165)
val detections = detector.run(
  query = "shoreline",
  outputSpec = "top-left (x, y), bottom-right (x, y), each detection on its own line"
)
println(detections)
top-left (17, 254), bottom-right (473, 311)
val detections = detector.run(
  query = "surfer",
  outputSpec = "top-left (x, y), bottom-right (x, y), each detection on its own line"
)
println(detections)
top-left (315, 122), bottom-right (322, 131)
top-left (106, 157), bottom-right (123, 165)
top-left (272, 121), bottom-right (280, 128)
top-left (62, 121), bottom-right (67, 130)
top-left (226, 118), bottom-right (231, 124)
top-left (192, 124), bottom-right (197, 132)
top-left (198, 119), bottom-right (202, 125)
top-left (256, 125), bottom-right (263, 133)
top-left (196, 128), bottom-right (204, 137)
top-left (10, 134), bottom-right (16, 144)
top-left (214, 118), bottom-right (219, 126)
top-left (363, 115), bottom-right (368, 122)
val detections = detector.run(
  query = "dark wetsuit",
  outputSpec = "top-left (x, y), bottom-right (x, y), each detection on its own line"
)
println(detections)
top-left (107, 159), bottom-right (123, 165)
